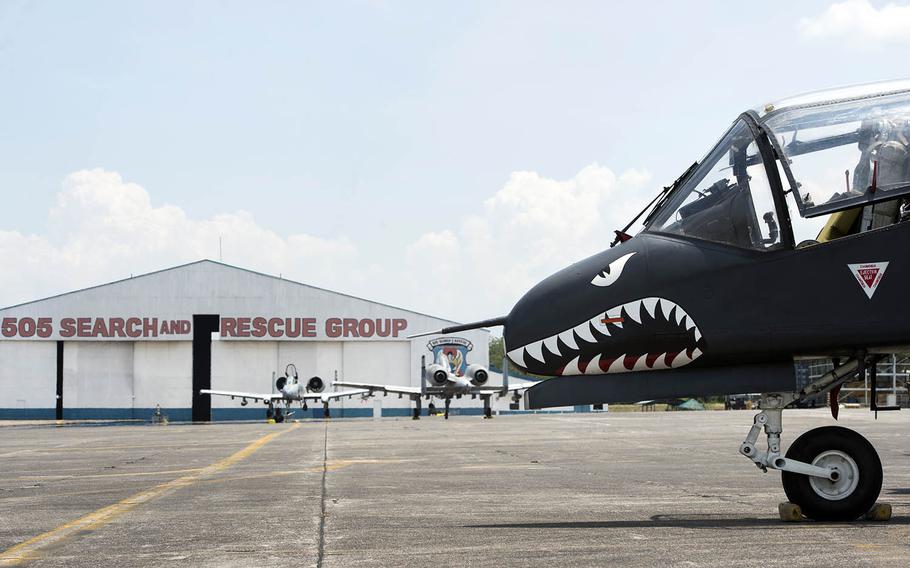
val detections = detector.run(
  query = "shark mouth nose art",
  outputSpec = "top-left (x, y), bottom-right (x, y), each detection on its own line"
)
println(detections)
top-left (507, 297), bottom-right (704, 376)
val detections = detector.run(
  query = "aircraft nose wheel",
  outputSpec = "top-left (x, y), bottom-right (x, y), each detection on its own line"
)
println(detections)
top-left (808, 451), bottom-right (858, 501)
top-left (781, 426), bottom-right (882, 521)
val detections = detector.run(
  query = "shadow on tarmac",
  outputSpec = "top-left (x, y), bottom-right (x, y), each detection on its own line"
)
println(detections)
top-left (472, 513), bottom-right (910, 530)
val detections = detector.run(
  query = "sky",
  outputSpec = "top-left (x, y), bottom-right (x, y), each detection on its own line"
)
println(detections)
top-left (2, 0), bottom-right (910, 324)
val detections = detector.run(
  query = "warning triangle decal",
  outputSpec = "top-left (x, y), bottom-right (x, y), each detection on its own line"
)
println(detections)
top-left (847, 262), bottom-right (889, 299)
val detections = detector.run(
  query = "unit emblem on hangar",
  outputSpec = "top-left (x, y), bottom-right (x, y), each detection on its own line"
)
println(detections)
top-left (847, 261), bottom-right (889, 299)
top-left (427, 336), bottom-right (473, 376)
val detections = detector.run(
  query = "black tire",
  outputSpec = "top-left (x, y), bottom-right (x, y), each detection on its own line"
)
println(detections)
top-left (274, 409), bottom-right (285, 423)
top-left (781, 426), bottom-right (882, 521)
top-left (265, 407), bottom-right (274, 420)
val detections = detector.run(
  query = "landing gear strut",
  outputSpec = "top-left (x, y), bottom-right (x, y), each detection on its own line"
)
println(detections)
top-left (482, 395), bottom-right (492, 419)
top-left (412, 396), bottom-right (421, 420)
top-left (739, 359), bottom-right (884, 521)
top-left (444, 397), bottom-right (451, 420)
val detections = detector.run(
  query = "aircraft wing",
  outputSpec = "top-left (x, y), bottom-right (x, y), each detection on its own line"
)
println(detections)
top-left (314, 389), bottom-right (370, 403)
top-left (200, 389), bottom-right (284, 403)
top-left (333, 381), bottom-right (423, 396)
top-left (475, 382), bottom-right (536, 395)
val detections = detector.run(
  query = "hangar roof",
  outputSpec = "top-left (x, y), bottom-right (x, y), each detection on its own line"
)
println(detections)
top-left (2, 259), bottom-right (454, 322)
top-left (0, 260), bottom-right (467, 339)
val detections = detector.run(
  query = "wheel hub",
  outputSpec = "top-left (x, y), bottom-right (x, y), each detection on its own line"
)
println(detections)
top-left (809, 450), bottom-right (859, 501)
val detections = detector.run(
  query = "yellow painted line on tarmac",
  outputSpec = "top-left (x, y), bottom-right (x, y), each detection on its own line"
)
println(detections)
top-left (0, 424), bottom-right (299, 567)
top-left (23, 440), bottom-right (263, 453)
top-left (20, 467), bottom-right (206, 481)
top-left (194, 458), bottom-right (412, 485)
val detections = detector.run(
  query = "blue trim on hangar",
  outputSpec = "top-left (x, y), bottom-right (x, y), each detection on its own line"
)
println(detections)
top-left (0, 406), bottom-right (592, 421)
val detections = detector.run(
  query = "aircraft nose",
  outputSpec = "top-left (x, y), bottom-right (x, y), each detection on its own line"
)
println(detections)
top-left (503, 238), bottom-right (704, 377)
top-left (504, 245), bottom-right (635, 354)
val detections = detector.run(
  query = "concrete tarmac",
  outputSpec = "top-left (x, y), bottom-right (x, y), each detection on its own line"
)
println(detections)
top-left (0, 409), bottom-right (908, 567)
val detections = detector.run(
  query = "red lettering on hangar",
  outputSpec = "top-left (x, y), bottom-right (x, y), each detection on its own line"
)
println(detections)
top-left (324, 318), bottom-right (407, 338)
top-left (221, 317), bottom-right (318, 338)
top-left (58, 317), bottom-right (192, 338)
top-left (219, 317), bottom-right (408, 338)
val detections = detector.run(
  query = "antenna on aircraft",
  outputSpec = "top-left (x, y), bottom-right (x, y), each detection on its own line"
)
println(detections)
top-left (407, 316), bottom-right (507, 339)
top-left (612, 161), bottom-right (699, 247)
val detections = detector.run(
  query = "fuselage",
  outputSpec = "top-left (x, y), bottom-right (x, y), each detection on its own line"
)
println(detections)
top-left (442, 374), bottom-right (472, 394)
top-left (504, 224), bottom-right (910, 378)
top-left (279, 383), bottom-right (306, 400)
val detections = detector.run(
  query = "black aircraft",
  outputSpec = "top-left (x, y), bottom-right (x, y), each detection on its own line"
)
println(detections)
top-left (414, 80), bottom-right (910, 521)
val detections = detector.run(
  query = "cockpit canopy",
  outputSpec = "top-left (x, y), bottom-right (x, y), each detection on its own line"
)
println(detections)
top-left (766, 88), bottom-right (910, 218)
top-left (645, 81), bottom-right (910, 250)
top-left (648, 119), bottom-right (783, 251)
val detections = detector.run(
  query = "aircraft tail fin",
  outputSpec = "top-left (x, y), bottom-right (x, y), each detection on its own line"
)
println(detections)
top-left (435, 349), bottom-right (452, 373)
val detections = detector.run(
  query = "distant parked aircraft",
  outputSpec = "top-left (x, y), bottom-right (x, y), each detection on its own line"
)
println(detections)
top-left (335, 351), bottom-right (531, 419)
top-left (202, 364), bottom-right (367, 422)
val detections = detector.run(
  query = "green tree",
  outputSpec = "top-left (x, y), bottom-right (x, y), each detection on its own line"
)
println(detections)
top-left (489, 336), bottom-right (505, 370)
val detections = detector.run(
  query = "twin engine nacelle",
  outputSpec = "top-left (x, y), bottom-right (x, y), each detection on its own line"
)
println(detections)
top-left (425, 364), bottom-right (449, 386)
top-left (306, 376), bottom-right (325, 393)
top-left (275, 374), bottom-right (324, 393)
top-left (464, 364), bottom-right (489, 386)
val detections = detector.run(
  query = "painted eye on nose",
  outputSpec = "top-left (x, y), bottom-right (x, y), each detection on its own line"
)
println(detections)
top-left (590, 252), bottom-right (636, 287)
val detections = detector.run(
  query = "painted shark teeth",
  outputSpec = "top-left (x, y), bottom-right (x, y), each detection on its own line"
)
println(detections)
top-left (525, 341), bottom-right (544, 363)
top-left (623, 301), bottom-right (642, 324)
top-left (649, 352), bottom-right (670, 370)
top-left (542, 335), bottom-right (561, 358)
top-left (584, 354), bottom-right (602, 375)
top-left (563, 355), bottom-right (583, 375)
top-left (575, 321), bottom-right (597, 343)
top-left (607, 355), bottom-right (627, 374)
top-left (508, 296), bottom-right (704, 376)
top-left (506, 346), bottom-right (524, 366)
top-left (604, 306), bottom-right (624, 329)
top-left (558, 329), bottom-right (578, 351)
top-left (642, 298), bottom-right (659, 319)
top-left (631, 355), bottom-right (650, 372)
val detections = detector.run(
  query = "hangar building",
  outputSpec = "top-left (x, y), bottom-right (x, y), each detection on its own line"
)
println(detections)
top-left (0, 260), bottom-right (492, 420)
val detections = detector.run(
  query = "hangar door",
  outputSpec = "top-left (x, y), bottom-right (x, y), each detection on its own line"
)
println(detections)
top-left (63, 342), bottom-right (134, 418)
top-left (192, 314), bottom-right (220, 422)
top-left (0, 341), bottom-right (57, 418)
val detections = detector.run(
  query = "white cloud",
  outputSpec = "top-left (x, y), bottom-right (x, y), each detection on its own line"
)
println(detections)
top-left (398, 164), bottom-right (653, 321)
top-left (799, 0), bottom-right (910, 47)
top-left (0, 169), bottom-right (357, 306)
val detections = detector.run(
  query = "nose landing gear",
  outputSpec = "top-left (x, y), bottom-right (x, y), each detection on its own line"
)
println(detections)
top-left (781, 426), bottom-right (882, 521)
top-left (266, 403), bottom-right (286, 423)
top-left (739, 391), bottom-right (883, 521)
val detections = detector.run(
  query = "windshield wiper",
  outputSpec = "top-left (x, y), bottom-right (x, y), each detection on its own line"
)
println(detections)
top-left (611, 161), bottom-right (699, 247)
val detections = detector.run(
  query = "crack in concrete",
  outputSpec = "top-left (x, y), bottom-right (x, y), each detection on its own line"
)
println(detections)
top-left (316, 420), bottom-right (329, 568)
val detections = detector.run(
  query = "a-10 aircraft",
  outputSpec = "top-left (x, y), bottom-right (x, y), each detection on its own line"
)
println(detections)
top-left (334, 350), bottom-right (531, 419)
top-left (415, 80), bottom-right (910, 521)
top-left (201, 364), bottom-right (368, 422)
